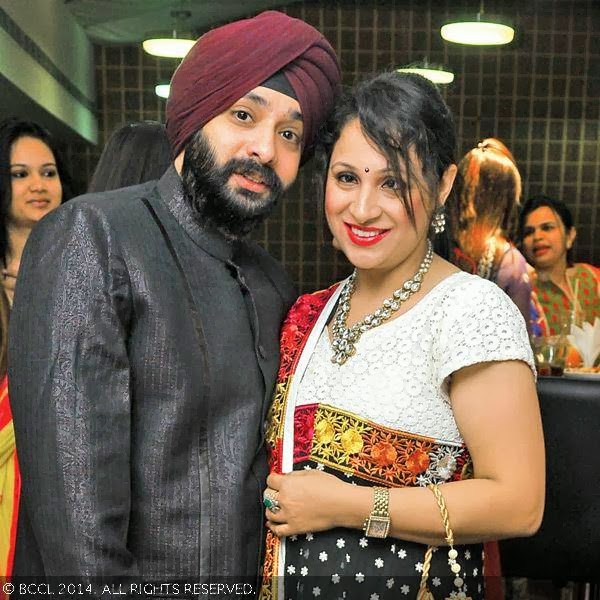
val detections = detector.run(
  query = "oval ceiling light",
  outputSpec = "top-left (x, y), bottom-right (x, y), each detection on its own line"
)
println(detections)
top-left (397, 67), bottom-right (454, 85)
top-left (143, 10), bottom-right (195, 58)
top-left (143, 37), bottom-right (195, 58)
top-left (441, 18), bottom-right (514, 46)
top-left (155, 84), bottom-right (170, 99)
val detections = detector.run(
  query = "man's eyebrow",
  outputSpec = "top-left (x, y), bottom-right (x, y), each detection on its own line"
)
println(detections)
top-left (240, 92), bottom-right (303, 122)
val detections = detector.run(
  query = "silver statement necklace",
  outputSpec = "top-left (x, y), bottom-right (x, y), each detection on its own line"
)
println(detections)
top-left (330, 240), bottom-right (434, 365)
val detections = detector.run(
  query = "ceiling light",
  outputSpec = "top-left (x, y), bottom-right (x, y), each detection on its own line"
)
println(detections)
top-left (155, 84), bottom-right (170, 99)
top-left (397, 66), bottom-right (454, 85)
top-left (441, 8), bottom-right (514, 46)
top-left (143, 10), bottom-right (195, 58)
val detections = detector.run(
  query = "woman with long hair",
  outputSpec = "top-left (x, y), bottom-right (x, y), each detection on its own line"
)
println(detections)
top-left (447, 138), bottom-right (532, 326)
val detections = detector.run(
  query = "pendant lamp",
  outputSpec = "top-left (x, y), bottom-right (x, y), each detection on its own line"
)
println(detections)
top-left (397, 65), bottom-right (454, 85)
top-left (143, 10), bottom-right (195, 58)
top-left (441, 2), bottom-right (514, 46)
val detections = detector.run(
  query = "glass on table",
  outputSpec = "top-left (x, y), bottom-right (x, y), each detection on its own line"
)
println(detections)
top-left (530, 334), bottom-right (568, 376)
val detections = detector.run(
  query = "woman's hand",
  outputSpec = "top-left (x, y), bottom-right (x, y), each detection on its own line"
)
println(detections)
top-left (264, 470), bottom-right (361, 538)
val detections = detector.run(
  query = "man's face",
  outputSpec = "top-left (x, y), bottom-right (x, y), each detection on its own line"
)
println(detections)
top-left (181, 86), bottom-right (304, 238)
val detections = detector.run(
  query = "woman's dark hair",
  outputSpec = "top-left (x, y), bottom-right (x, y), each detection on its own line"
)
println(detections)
top-left (314, 71), bottom-right (457, 228)
top-left (447, 137), bottom-right (521, 263)
top-left (518, 194), bottom-right (575, 264)
top-left (88, 121), bottom-right (171, 193)
top-left (0, 117), bottom-right (74, 263)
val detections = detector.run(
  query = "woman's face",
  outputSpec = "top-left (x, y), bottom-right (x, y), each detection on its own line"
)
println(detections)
top-left (9, 136), bottom-right (62, 228)
top-left (521, 206), bottom-right (575, 271)
top-left (325, 118), bottom-right (454, 276)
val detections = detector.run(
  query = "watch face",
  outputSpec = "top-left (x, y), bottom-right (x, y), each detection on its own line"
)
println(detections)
top-left (367, 517), bottom-right (390, 538)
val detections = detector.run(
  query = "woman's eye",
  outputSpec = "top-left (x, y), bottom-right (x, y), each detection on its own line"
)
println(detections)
top-left (43, 169), bottom-right (58, 178)
top-left (382, 177), bottom-right (399, 189)
top-left (523, 227), bottom-right (534, 237)
top-left (541, 224), bottom-right (555, 231)
top-left (10, 171), bottom-right (26, 179)
top-left (336, 172), bottom-right (356, 184)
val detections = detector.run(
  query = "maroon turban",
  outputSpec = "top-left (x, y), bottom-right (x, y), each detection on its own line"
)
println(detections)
top-left (165, 11), bottom-right (341, 162)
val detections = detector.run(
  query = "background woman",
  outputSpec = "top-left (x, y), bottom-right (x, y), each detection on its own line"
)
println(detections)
top-left (260, 73), bottom-right (544, 600)
top-left (87, 121), bottom-right (171, 193)
top-left (0, 117), bottom-right (73, 305)
top-left (0, 117), bottom-right (71, 578)
top-left (446, 138), bottom-right (532, 326)
top-left (519, 194), bottom-right (599, 336)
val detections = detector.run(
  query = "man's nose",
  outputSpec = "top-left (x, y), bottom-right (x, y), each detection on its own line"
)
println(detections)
top-left (245, 128), bottom-right (277, 165)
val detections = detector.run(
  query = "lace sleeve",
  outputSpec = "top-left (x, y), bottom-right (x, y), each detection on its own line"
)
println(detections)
top-left (435, 277), bottom-right (536, 386)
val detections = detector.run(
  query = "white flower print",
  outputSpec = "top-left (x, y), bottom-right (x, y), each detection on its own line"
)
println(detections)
top-left (370, 595), bottom-right (380, 600)
top-left (386, 578), bottom-right (394, 589)
top-left (464, 549), bottom-right (471, 560)
top-left (300, 566), bottom-right (308, 576)
top-left (398, 549), bottom-right (407, 559)
top-left (432, 577), bottom-right (441, 587)
top-left (331, 574), bottom-right (340, 584)
top-left (473, 568), bottom-right (478, 577)
top-left (319, 551), bottom-right (328, 562)
top-left (401, 585), bottom-right (410, 595)
top-left (390, 544), bottom-right (396, 553)
top-left (286, 565), bottom-right (296, 575)
top-left (312, 587), bottom-right (321, 597)
top-left (316, 463), bottom-right (325, 471)
top-left (336, 538), bottom-right (346, 548)
top-left (359, 538), bottom-right (368, 548)
top-left (415, 562), bottom-right (424, 573)
top-left (346, 554), bottom-right (351, 563)
top-left (306, 533), bottom-right (314, 541)
top-left (374, 558), bottom-right (384, 569)
top-left (290, 535), bottom-right (298, 541)
top-left (355, 573), bottom-right (365, 583)
top-left (303, 465), bottom-right (312, 470)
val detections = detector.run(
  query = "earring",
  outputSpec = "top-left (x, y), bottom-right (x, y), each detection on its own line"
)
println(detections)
top-left (431, 206), bottom-right (446, 234)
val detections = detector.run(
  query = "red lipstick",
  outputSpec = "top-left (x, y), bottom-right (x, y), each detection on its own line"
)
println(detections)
top-left (344, 222), bottom-right (390, 247)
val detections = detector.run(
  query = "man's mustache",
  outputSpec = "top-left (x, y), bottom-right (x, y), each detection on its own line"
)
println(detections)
top-left (220, 158), bottom-right (282, 195)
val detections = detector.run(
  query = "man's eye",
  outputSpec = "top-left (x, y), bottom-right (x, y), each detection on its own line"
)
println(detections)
top-left (281, 130), bottom-right (300, 145)
top-left (234, 110), bottom-right (251, 122)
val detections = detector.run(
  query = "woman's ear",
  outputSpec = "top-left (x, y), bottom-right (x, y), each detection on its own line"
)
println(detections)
top-left (437, 164), bottom-right (458, 207)
top-left (566, 226), bottom-right (577, 249)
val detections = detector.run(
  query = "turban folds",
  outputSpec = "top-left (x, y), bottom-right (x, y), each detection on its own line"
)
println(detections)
top-left (165, 11), bottom-right (341, 162)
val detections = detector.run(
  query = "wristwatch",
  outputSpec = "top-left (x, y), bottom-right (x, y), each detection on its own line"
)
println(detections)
top-left (363, 487), bottom-right (390, 538)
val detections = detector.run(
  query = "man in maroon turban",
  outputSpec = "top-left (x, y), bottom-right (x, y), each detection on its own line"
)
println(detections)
top-left (9, 10), bottom-right (340, 583)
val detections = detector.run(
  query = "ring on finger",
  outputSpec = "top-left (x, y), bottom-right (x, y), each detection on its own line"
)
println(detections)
top-left (263, 488), bottom-right (281, 513)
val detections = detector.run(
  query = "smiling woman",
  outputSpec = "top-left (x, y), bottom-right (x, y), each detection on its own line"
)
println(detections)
top-left (0, 118), bottom-right (74, 306)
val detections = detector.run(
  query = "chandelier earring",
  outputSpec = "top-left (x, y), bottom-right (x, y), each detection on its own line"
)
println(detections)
top-left (431, 206), bottom-right (446, 235)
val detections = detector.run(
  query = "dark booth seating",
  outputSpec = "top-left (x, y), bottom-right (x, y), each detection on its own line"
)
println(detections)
top-left (500, 376), bottom-right (600, 581)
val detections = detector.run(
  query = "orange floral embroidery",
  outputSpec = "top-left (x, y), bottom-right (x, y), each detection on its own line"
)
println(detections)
top-left (371, 441), bottom-right (398, 466)
top-left (406, 449), bottom-right (430, 474)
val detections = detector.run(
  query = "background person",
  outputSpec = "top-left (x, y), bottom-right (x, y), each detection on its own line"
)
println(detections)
top-left (88, 121), bottom-right (171, 193)
top-left (260, 72), bottom-right (544, 600)
top-left (519, 194), bottom-right (599, 336)
top-left (0, 118), bottom-right (73, 304)
top-left (446, 138), bottom-right (532, 326)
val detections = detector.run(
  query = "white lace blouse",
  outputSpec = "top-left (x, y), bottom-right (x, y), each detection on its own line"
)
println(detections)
top-left (295, 271), bottom-right (535, 445)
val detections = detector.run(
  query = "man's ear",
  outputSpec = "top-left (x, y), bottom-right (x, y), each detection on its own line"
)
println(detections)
top-left (174, 150), bottom-right (185, 174)
top-left (437, 164), bottom-right (458, 207)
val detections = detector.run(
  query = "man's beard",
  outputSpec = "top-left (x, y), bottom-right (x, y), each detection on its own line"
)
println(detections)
top-left (181, 130), bottom-right (286, 239)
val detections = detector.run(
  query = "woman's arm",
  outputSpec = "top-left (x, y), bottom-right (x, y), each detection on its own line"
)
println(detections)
top-left (267, 359), bottom-right (545, 546)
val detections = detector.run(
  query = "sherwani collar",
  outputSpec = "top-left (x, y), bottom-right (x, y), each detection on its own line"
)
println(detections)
top-left (157, 165), bottom-right (234, 263)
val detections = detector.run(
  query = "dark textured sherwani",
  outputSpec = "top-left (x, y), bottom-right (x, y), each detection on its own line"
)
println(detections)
top-left (8, 167), bottom-right (295, 579)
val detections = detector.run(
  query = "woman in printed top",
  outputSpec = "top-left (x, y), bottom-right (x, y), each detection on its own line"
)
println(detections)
top-left (519, 194), bottom-right (599, 337)
top-left (259, 72), bottom-right (544, 600)
top-left (445, 138), bottom-right (532, 328)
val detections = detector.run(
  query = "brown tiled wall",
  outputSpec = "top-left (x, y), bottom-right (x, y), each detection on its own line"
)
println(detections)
top-left (67, 0), bottom-right (599, 293)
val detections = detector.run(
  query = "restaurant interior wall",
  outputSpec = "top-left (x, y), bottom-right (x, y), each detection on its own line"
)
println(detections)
top-left (65, 0), bottom-right (600, 294)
